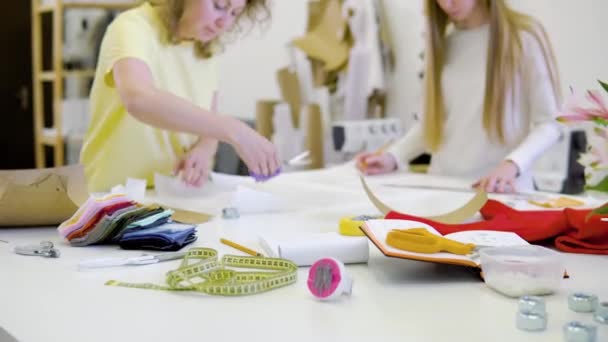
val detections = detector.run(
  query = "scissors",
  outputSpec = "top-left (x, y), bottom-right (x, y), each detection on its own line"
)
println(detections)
top-left (386, 228), bottom-right (476, 255)
top-left (78, 251), bottom-right (187, 269)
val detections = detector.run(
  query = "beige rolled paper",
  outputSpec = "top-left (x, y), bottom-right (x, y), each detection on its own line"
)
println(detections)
top-left (306, 104), bottom-right (324, 169)
top-left (255, 100), bottom-right (278, 140)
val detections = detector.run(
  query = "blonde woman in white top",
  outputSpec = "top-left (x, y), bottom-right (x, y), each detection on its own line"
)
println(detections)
top-left (356, 0), bottom-right (563, 193)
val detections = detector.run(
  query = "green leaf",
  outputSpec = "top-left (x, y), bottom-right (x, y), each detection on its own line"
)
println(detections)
top-left (584, 176), bottom-right (608, 220)
top-left (586, 176), bottom-right (608, 192)
top-left (587, 203), bottom-right (608, 221)
top-left (592, 203), bottom-right (608, 214)
top-left (592, 117), bottom-right (608, 127)
top-left (599, 80), bottom-right (608, 94)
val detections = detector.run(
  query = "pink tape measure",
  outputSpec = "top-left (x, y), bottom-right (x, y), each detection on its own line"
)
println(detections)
top-left (307, 258), bottom-right (353, 300)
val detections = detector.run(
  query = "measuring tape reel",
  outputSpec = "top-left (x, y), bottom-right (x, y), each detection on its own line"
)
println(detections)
top-left (106, 248), bottom-right (298, 296)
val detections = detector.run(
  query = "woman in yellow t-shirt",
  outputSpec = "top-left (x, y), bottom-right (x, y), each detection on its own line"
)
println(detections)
top-left (81, 0), bottom-right (279, 192)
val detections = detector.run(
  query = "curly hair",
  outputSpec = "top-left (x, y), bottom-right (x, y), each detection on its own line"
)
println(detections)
top-left (144, 0), bottom-right (271, 58)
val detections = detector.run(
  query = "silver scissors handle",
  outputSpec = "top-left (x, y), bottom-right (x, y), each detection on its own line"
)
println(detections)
top-left (14, 241), bottom-right (60, 258)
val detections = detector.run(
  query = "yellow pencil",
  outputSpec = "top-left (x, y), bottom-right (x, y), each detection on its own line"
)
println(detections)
top-left (220, 238), bottom-right (263, 257)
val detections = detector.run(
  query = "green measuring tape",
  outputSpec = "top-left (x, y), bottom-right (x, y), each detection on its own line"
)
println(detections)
top-left (106, 248), bottom-right (298, 296)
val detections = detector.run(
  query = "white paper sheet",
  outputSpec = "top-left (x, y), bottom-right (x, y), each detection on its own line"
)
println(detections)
top-left (230, 185), bottom-right (285, 214)
top-left (154, 172), bottom-right (239, 198)
top-left (444, 230), bottom-right (529, 248)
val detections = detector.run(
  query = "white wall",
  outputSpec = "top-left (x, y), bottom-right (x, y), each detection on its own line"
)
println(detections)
top-left (216, 0), bottom-right (309, 120)
top-left (510, 0), bottom-right (608, 92)
top-left (218, 0), bottom-right (608, 127)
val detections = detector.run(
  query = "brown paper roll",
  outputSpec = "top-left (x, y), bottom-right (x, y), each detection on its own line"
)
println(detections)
top-left (306, 104), bottom-right (324, 169)
top-left (255, 100), bottom-right (279, 140)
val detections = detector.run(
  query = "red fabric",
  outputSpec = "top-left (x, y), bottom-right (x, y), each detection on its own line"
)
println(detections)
top-left (558, 208), bottom-right (608, 254)
top-left (385, 199), bottom-right (608, 255)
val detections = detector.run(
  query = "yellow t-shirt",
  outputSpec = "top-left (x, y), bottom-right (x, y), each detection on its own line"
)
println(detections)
top-left (80, 2), bottom-right (218, 192)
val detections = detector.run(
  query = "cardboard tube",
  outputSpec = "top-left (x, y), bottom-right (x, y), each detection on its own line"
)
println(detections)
top-left (276, 68), bottom-right (301, 128)
top-left (306, 104), bottom-right (324, 169)
top-left (255, 100), bottom-right (279, 140)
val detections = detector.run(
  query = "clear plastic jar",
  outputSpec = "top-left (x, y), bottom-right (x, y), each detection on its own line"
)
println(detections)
top-left (480, 245), bottom-right (563, 297)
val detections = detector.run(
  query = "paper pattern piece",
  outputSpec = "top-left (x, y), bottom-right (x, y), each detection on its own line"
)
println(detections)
top-left (154, 173), bottom-right (237, 198)
top-left (260, 232), bottom-right (369, 266)
top-left (230, 186), bottom-right (285, 214)
top-left (169, 208), bottom-right (212, 225)
top-left (342, 0), bottom-right (372, 121)
top-left (528, 196), bottom-right (585, 209)
top-left (0, 165), bottom-right (88, 227)
top-left (445, 230), bottom-right (530, 248)
top-left (293, 0), bottom-right (351, 72)
top-left (360, 176), bottom-right (488, 224)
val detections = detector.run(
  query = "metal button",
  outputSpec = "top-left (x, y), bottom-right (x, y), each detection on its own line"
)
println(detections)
top-left (221, 207), bottom-right (240, 220)
top-left (518, 296), bottom-right (546, 315)
top-left (594, 301), bottom-right (608, 325)
top-left (569, 293), bottom-right (599, 313)
top-left (563, 321), bottom-right (597, 342)
top-left (516, 310), bottom-right (547, 332)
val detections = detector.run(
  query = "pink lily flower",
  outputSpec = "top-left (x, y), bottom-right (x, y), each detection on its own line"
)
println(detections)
top-left (589, 145), bottom-right (608, 165)
top-left (556, 89), bottom-right (608, 124)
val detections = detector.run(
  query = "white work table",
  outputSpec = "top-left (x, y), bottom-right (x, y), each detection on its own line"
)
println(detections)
top-left (1, 165), bottom-right (607, 342)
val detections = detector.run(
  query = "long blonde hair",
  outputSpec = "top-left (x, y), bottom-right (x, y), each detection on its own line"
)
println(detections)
top-left (423, 0), bottom-right (561, 151)
top-left (145, 0), bottom-right (270, 58)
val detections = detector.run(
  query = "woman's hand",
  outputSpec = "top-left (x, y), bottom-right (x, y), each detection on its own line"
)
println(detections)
top-left (473, 160), bottom-right (520, 193)
top-left (222, 117), bottom-right (280, 178)
top-left (355, 152), bottom-right (398, 175)
top-left (174, 91), bottom-right (219, 187)
top-left (174, 140), bottom-right (217, 187)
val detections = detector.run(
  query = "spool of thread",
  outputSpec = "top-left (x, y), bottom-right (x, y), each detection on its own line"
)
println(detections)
top-left (307, 258), bottom-right (352, 301)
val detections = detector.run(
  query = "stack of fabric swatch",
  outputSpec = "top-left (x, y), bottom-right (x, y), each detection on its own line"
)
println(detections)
top-left (58, 194), bottom-right (197, 251)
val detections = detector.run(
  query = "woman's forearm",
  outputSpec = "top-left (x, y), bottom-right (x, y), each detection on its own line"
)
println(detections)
top-left (193, 136), bottom-right (219, 154)
top-left (113, 57), bottom-right (236, 144)
top-left (123, 86), bottom-right (233, 143)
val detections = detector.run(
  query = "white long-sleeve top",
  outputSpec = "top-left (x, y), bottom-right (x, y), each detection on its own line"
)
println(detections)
top-left (388, 24), bottom-right (563, 191)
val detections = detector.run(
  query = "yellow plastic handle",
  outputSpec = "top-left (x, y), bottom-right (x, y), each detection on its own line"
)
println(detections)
top-left (339, 215), bottom-right (380, 236)
top-left (386, 228), bottom-right (475, 255)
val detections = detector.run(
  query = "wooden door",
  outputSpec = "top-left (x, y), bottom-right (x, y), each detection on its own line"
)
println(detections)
top-left (0, 2), bottom-right (34, 169)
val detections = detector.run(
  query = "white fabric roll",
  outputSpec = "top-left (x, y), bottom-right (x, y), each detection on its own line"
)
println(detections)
top-left (260, 232), bottom-right (369, 266)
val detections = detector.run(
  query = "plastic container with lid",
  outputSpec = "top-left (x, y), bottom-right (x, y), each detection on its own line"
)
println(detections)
top-left (480, 245), bottom-right (563, 297)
